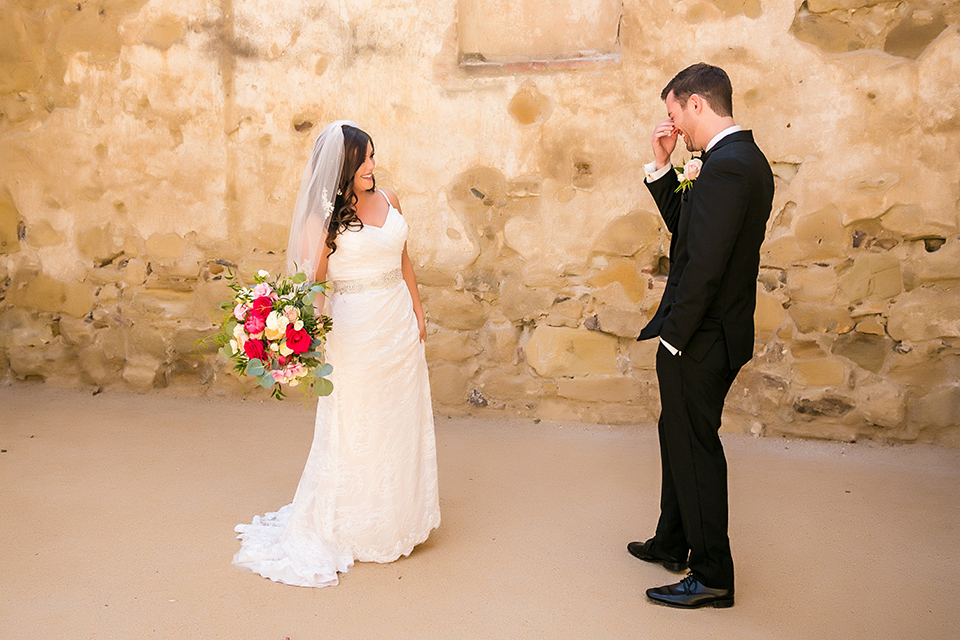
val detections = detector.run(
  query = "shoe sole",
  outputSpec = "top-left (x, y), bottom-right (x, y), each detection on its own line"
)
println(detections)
top-left (627, 546), bottom-right (688, 572)
top-left (647, 596), bottom-right (735, 609)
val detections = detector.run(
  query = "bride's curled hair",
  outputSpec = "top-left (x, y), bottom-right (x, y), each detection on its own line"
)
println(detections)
top-left (327, 125), bottom-right (375, 255)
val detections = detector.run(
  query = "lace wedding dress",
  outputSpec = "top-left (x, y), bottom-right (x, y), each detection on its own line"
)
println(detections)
top-left (233, 191), bottom-right (441, 587)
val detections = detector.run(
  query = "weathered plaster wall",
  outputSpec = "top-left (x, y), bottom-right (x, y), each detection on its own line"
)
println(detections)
top-left (1, 0), bottom-right (958, 445)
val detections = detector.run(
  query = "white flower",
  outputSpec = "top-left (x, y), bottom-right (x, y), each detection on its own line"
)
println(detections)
top-left (684, 158), bottom-right (703, 181)
top-left (294, 320), bottom-right (304, 331)
top-left (258, 270), bottom-right (270, 278)
top-left (279, 341), bottom-right (294, 357)
top-left (229, 339), bottom-right (238, 354)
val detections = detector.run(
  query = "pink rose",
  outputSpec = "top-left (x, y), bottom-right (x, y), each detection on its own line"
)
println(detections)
top-left (244, 313), bottom-right (266, 335)
top-left (233, 302), bottom-right (251, 321)
top-left (285, 326), bottom-right (312, 354)
top-left (251, 296), bottom-right (273, 319)
top-left (252, 283), bottom-right (273, 298)
top-left (243, 339), bottom-right (267, 362)
top-left (683, 158), bottom-right (703, 182)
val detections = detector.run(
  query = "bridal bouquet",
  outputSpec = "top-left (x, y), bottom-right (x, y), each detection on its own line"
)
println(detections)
top-left (213, 269), bottom-right (333, 399)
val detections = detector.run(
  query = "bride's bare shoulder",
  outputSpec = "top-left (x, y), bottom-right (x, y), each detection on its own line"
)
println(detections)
top-left (381, 188), bottom-right (403, 214)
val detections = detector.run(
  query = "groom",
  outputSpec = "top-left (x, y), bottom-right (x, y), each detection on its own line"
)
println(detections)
top-left (629, 63), bottom-right (774, 608)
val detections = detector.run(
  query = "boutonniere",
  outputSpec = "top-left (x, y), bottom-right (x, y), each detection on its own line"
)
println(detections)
top-left (673, 158), bottom-right (703, 193)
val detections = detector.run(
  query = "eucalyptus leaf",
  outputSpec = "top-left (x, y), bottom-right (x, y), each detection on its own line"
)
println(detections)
top-left (218, 345), bottom-right (232, 361)
top-left (312, 377), bottom-right (334, 396)
top-left (303, 292), bottom-right (316, 306)
top-left (314, 363), bottom-right (333, 378)
top-left (258, 372), bottom-right (275, 388)
top-left (292, 273), bottom-right (307, 284)
top-left (245, 359), bottom-right (265, 376)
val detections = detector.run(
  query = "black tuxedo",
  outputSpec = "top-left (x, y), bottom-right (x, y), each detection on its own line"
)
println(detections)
top-left (639, 130), bottom-right (774, 589)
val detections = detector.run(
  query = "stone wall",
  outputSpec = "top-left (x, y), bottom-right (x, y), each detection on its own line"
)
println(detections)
top-left (1, 0), bottom-right (958, 445)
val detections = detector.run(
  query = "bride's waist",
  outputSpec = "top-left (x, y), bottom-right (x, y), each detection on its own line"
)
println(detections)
top-left (328, 267), bottom-right (403, 294)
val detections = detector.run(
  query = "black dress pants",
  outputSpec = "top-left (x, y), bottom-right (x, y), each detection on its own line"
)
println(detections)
top-left (652, 334), bottom-right (740, 590)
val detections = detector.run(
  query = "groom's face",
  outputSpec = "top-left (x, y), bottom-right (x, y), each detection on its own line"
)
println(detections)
top-left (665, 91), bottom-right (697, 153)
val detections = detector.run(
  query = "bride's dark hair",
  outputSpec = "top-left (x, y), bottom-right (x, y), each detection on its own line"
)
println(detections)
top-left (326, 125), bottom-right (375, 255)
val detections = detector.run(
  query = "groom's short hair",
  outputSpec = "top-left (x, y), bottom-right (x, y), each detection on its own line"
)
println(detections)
top-left (661, 63), bottom-right (733, 117)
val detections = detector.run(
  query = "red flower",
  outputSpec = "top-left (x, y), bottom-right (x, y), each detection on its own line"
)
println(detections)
top-left (243, 339), bottom-right (267, 361)
top-left (244, 313), bottom-right (266, 335)
top-left (285, 326), bottom-right (312, 354)
top-left (251, 296), bottom-right (273, 319)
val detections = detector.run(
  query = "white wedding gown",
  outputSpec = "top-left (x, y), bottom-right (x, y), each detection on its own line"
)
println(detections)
top-left (233, 192), bottom-right (441, 587)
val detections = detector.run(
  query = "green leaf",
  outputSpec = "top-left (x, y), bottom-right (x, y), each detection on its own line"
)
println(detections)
top-left (312, 377), bottom-right (334, 396)
top-left (258, 372), bottom-right (275, 388)
top-left (292, 272), bottom-right (307, 284)
top-left (314, 363), bottom-right (333, 378)
top-left (218, 345), bottom-right (233, 361)
top-left (245, 359), bottom-right (265, 376)
top-left (303, 292), bottom-right (316, 306)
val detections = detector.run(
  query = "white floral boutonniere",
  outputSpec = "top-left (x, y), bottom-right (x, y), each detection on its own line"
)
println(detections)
top-left (673, 158), bottom-right (703, 193)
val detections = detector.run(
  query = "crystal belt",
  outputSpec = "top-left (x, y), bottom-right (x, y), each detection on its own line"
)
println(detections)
top-left (330, 268), bottom-right (403, 294)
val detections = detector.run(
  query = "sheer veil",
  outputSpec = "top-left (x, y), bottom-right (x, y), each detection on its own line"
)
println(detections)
top-left (286, 120), bottom-right (359, 278)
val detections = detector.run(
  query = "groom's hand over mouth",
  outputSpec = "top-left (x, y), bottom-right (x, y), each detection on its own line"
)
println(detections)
top-left (652, 119), bottom-right (679, 170)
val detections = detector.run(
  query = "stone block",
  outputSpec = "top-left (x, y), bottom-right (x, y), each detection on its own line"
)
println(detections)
top-left (58, 316), bottom-right (96, 346)
top-left (856, 380), bottom-right (906, 429)
top-left (484, 324), bottom-right (519, 365)
top-left (523, 325), bottom-right (619, 378)
top-left (0, 308), bottom-right (54, 349)
top-left (910, 239), bottom-right (960, 283)
top-left (831, 332), bottom-right (891, 373)
top-left (887, 288), bottom-right (960, 342)
top-left (855, 316), bottom-right (886, 336)
top-left (423, 289), bottom-right (487, 330)
top-left (77, 225), bottom-right (121, 263)
top-left (909, 385), bottom-right (960, 431)
top-left (886, 348), bottom-right (949, 389)
top-left (425, 331), bottom-right (478, 363)
top-left (589, 259), bottom-right (645, 303)
top-left (78, 344), bottom-right (119, 385)
top-left (498, 279), bottom-right (554, 323)
top-left (122, 356), bottom-right (161, 390)
top-left (550, 297), bottom-right (583, 321)
top-left (545, 314), bottom-right (578, 328)
top-left (792, 359), bottom-right (846, 386)
top-left (10, 273), bottom-right (95, 318)
top-left (122, 258), bottom-right (148, 286)
top-left (754, 289), bottom-right (785, 337)
top-left (145, 233), bottom-right (186, 260)
top-left (785, 265), bottom-right (837, 302)
top-left (625, 338), bottom-right (658, 371)
top-left (727, 368), bottom-right (788, 416)
top-left (838, 253), bottom-right (902, 303)
top-left (592, 210), bottom-right (662, 258)
top-left (793, 205), bottom-right (847, 260)
top-left (428, 361), bottom-right (473, 405)
top-left (131, 323), bottom-right (170, 360)
top-left (788, 303), bottom-right (854, 334)
top-left (8, 343), bottom-right (68, 379)
top-left (0, 188), bottom-right (21, 254)
top-left (557, 375), bottom-right (641, 403)
top-left (26, 219), bottom-right (65, 247)
top-left (477, 371), bottom-right (540, 401)
top-left (596, 305), bottom-right (645, 339)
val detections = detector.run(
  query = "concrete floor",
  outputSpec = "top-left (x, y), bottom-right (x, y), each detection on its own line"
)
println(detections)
top-left (1, 386), bottom-right (958, 640)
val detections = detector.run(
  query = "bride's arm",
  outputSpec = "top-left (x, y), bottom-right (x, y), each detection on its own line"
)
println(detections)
top-left (313, 240), bottom-right (333, 315)
top-left (384, 189), bottom-right (427, 343)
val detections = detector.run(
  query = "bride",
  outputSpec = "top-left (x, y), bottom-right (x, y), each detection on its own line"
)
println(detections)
top-left (232, 120), bottom-right (441, 587)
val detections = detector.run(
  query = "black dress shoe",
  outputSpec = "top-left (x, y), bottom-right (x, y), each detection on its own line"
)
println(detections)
top-left (626, 538), bottom-right (688, 572)
top-left (646, 573), bottom-right (734, 609)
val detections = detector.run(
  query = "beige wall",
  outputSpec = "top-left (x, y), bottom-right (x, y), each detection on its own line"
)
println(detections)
top-left (1, 0), bottom-right (958, 445)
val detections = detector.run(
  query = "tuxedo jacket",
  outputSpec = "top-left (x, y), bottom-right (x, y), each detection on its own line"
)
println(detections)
top-left (639, 130), bottom-right (774, 370)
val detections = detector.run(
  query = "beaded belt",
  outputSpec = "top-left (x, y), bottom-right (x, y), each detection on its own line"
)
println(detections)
top-left (330, 268), bottom-right (403, 294)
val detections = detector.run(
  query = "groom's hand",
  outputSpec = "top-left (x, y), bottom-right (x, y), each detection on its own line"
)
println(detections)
top-left (652, 119), bottom-right (678, 170)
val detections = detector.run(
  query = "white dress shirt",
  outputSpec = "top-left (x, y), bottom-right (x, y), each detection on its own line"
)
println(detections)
top-left (644, 125), bottom-right (742, 356)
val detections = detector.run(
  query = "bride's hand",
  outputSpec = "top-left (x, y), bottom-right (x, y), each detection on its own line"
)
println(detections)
top-left (652, 119), bottom-right (678, 170)
top-left (417, 315), bottom-right (426, 343)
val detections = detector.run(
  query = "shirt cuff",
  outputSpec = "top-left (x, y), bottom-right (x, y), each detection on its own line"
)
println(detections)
top-left (660, 337), bottom-right (681, 356)
top-left (644, 161), bottom-right (673, 184)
